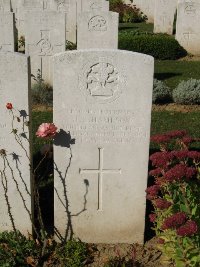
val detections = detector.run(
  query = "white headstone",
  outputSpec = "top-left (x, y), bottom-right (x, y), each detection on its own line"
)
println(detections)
top-left (0, 12), bottom-right (15, 52)
top-left (0, 0), bottom-right (10, 12)
top-left (53, 50), bottom-right (154, 243)
top-left (25, 11), bottom-right (66, 84)
top-left (77, 11), bottom-right (118, 49)
top-left (154, 0), bottom-right (177, 35)
top-left (0, 52), bottom-right (32, 235)
top-left (18, 0), bottom-right (50, 39)
top-left (50, 0), bottom-right (77, 44)
top-left (81, 0), bottom-right (109, 12)
top-left (176, 0), bottom-right (200, 55)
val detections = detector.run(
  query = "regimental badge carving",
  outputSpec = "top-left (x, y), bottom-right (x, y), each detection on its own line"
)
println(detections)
top-left (37, 30), bottom-right (53, 56)
top-left (79, 59), bottom-right (125, 104)
top-left (185, 4), bottom-right (196, 15)
top-left (88, 16), bottom-right (107, 31)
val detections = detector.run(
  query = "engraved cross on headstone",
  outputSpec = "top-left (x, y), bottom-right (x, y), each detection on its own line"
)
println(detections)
top-left (80, 148), bottom-right (121, 211)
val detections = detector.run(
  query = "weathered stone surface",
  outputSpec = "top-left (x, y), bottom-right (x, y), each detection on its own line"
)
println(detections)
top-left (154, 0), bottom-right (177, 34)
top-left (0, 0), bottom-right (10, 12)
top-left (18, 0), bottom-right (50, 39)
top-left (0, 12), bottom-right (15, 52)
top-left (53, 50), bottom-right (154, 243)
top-left (81, 0), bottom-right (109, 12)
top-left (77, 11), bottom-right (118, 49)
top-left (50, 0), bottom-right (77, 44)
top-left (176, 0), bottom-right (200, 55)
top-left (0, 52), bottom-right (32, 235)
top-left (25, 11), bottom-right (66, 84)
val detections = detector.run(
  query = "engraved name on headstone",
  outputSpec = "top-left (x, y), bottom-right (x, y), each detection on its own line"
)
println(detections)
top-left (53, 50), bottom-right (154, 243)
top-left (0, 52), bottom-right (32, 235)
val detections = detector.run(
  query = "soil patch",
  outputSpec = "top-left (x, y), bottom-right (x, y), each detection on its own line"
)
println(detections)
top-left (152, 103), bottom-right (200, 113)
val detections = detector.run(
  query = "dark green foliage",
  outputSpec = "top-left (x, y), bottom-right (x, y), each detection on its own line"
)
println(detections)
top-left (0, 231), bottom-right (39, 267)
top-left (119, 32), bottom-right (187, 60)
top-left (173, 79), bottom-right (200, 105)
top-left (66, 40), bottom-right (77, 50)
top-left (56, 239), bottom-right (88, 267)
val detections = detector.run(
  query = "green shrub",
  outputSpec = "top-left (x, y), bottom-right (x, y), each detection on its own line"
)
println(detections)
top-left (119, 32), bottom-right (187, 60)
top-left (173, 79), bottom-right (200, 105)
top-left (110, 0), bottom-right (147, 23)
top-left (153, 79), bottom-right (172, 104)
top-left (56, 239), bottom-right (88, 267)
top-left (0, 231), bottom-right (39, 267)
top-left (31, 70), bottom-right (53, 106)
top-left (66, 40), bottom-right (77, 50)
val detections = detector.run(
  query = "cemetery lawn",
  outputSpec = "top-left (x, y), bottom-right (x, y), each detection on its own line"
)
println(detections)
top-left (32, 110), bottom-right (200, 152)
top-left (119, 22), bottom-right (153, 33)
top-left (155, 60), bottom-right (200, 89)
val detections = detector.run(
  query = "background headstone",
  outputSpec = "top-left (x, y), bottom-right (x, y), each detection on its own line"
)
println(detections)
top-left (0, 12), bottom-right (15, 52)
top-left (53, 50), bottom-right (154, 243)
top-left (50, 0), bottom-right (77, 44)
top-left (77, 11), bottom-right (118, 49)
top-left (0, 52), bottom-right (32, 235)
top-left (81, 0), bottom-right (109, 12)
top-left (154, 0), bottom-right (177, 34)
top-left (25, 11), bottom-right (66, 84)
top-left (18, 0), bottom-right (50, 39)
top-left (176, 0), bottom-right (200, 55)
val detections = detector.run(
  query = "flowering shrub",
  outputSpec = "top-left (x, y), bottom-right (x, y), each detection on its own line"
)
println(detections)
top-left (110, 0), bottom-right (147, 23)
top-left (147, 130), bottom-right (200, 266)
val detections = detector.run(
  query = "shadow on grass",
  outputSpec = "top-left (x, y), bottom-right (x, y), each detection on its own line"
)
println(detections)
top-left (154, 72), bottom-right (182, 81)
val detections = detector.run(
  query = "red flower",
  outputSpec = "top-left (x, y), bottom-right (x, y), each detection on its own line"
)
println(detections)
top-left (162, 212), bottom-right (187, 230)
top-left (182, 136), bottom-right (194, 145)
top-left (187, 151), bottom-right (200, 161)
top-left (6, 103), bottom-right (13, 110)
top-left (146, 185), bottom-right (160, 200)
top-left (149, 213), bottom-right (156, 223)
top-left (171, 150), bottom-right (189, 160)
top-left (151, 134), bottom-right (171, 144)
top-left (150, 152), bottom-right (173, 168)
top-left (167, 130), bottom-right (187, 138)
top-left (177, 220), bottom-right (198, 237)
top-left (157, 238), bottom-right (165, 244)
top-left (154, 199), bottom-right (172, 210)
top-left (149, 168), bottom-right (162, 177)
top-left (164, 164), bottom-right (196, 182)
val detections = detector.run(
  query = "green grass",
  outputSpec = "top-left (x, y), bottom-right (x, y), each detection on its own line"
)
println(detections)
top-left (32, 111), bottom-right (200, 153)
top-left (119, 22), bottom-right (153, 33)
top-left (155, 60), bottom-right (200, 89)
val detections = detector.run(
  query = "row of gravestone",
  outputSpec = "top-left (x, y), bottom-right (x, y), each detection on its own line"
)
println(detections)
top-left (0, 48), bottom-right (154, 243)
top-left (0, 0), bottom-right (120, 85)
top-left (125, 0), bottom-right (200, 56)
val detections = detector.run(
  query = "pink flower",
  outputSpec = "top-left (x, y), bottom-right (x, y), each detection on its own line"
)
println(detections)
top-left (149, 168), bottom-right (162, 177)
top-left (151, 134), bottom-right (171, 144)
top-left (150, 151), bottom-right (173, 168)
top-left (167, 130), bottom-right (187, 138)
top-left (36, 123), bottom-right (58, 139)
top-left (177, 220), bottom-right (198, 237)
top-left (6, 103), bottom-right (13, 110)
top-left (162, 212), bottom-right (187, 230)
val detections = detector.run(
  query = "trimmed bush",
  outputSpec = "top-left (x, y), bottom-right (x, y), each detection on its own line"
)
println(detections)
top-left (119, 32), bottom-right (187, 60)
top-left (173, 79), bottom-right (200, 105)
top-left (153, 79), bottom-right (172, 104)
top-left (32, 83), bottom-right (53, 106)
